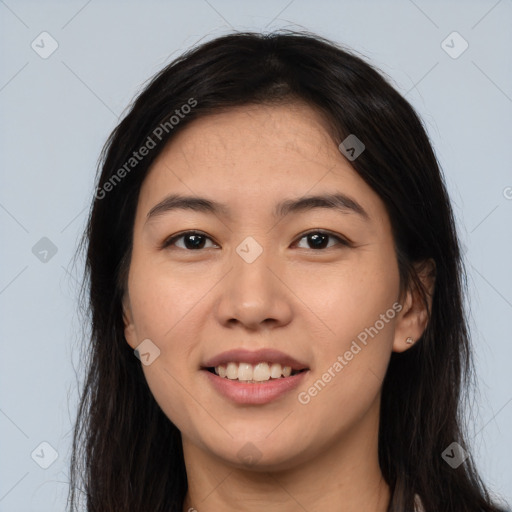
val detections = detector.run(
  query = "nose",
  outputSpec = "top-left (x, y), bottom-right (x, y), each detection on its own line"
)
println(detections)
top-left (215, 242), bottom-right (293, 331)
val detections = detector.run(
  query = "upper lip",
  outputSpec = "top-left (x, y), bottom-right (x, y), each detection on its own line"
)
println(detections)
top-left (202, 348), bottom-right (309, 371)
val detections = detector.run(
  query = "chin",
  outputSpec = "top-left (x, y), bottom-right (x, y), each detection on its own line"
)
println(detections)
top-left (205, 436), bottom-right (312, 472)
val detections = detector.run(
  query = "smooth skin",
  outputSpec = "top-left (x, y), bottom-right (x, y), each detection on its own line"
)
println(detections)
top-left (123, 102), bottom-right (434, 512)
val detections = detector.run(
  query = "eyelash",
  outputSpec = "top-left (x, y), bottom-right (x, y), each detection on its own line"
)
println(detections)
top-left (161, 229), bottom-right (352, 251)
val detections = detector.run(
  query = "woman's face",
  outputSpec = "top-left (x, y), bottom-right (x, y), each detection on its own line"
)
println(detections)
top-left (123, 102), bottom-right (412, 470)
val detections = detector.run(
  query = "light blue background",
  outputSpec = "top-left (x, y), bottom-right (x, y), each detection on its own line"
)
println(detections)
top-left (1, 1), bottom-right (511, 510)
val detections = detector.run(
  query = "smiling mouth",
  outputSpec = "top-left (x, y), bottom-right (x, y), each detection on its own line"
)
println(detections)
top-left (204, 362), bottom-right (308, 383)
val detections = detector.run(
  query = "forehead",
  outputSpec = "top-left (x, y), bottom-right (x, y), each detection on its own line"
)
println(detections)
top-left (161, 102), bottom-right (338, 170)
top-left (136, 103), bottom-right (389, 227)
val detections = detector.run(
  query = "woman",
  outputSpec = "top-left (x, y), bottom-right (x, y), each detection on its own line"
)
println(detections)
top-left (68, 30), bottom-right (509, 511)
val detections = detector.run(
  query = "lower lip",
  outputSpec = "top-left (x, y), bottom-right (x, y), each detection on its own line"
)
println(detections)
top-left (202, 369), bottom-right (309, 405)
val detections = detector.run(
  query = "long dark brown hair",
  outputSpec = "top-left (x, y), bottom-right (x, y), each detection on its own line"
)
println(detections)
top-left (68, 30), bottom-right (509, 511)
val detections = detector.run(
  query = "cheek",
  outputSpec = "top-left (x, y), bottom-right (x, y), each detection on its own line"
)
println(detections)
top-left (294, 276), bottom-right (398, 442)
top-left (289, 249), bottom-right (400, 347)
top-left (126, 258), bottom-right (207, 415)
top-left (128, 261), bottom-right (207, 431)
top-left (293, 248), bottom-right (400, 401)
top-left (127, 255), bottom-right (209, 343)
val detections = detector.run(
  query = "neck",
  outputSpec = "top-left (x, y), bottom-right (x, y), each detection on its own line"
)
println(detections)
top-left (181, 398), bottom-right (390, 512)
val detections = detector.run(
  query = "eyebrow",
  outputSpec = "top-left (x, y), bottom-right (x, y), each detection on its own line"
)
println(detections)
top-left (146, 192), bottom-right (370, 222)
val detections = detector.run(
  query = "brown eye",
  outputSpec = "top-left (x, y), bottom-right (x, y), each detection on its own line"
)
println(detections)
top-left (162, 231), bottom-right (217, 250)
top-left (295, 230), bottom-right (350, 250)
top-left (161, 229), bottom-right (350, 252)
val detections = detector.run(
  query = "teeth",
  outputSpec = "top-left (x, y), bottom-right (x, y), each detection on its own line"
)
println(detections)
top-left (226, 362), bottom-right (238, 379)
top-left (253, 362), bottom-right (270, 381)
top-left (238, 362), bottom-right (253, 381)
top-left (214, 362), bottom-right (295, 381)
top-left (270, 363), bottom-right (282, 379)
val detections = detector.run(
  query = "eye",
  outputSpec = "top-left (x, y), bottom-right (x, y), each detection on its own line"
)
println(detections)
top-left (161, 231), bottom-right (218, 250)
top-left (294, 230), bottom-right (351, 250)
top-left (161, 229), bottom-right (351, 251)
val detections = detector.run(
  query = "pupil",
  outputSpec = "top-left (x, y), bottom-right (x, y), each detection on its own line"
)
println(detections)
top-left (185, 234), bottom-right (205, 250)
top-left (309, 233), bottom-right (328, 249)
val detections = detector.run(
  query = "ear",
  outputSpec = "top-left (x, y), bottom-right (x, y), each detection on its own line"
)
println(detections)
top-left (122, 294), bottom-right (138, 350)
top-left (393, 258), bottom-right (436, 353)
